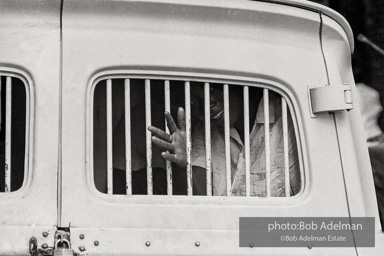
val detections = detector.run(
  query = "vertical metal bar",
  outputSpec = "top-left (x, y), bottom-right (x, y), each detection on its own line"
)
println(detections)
top-left (164, 80), bottom-right (173, 195)
top-left (145, 80), bottom-right (153, 195)
top-left (224, 84), bottom-right (231, 196)
top-left (106, 79), bottom-right (113, 195)
top-left (5, 77), bottom-right (12, 192)
top-left (243, 86), bottom-right (250, 197)
top-left (264, 89), bottom-right (271, 197)
top-left (125, 79), bottom-right (132, 195)
top-left (185, 81), bottom-right (192, 196)
top-left (204, 83), bottom-right (212, 196)
top-left (0, 77), bottom-right (2, 141)
top-left (282, 98), bottom-right (290, 197)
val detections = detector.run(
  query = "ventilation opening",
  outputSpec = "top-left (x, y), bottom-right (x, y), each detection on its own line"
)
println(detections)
top-left (92, 77), bottom-right (301, 197)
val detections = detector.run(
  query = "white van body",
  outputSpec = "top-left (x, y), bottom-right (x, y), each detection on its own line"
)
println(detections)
top-left (0, 0), bottom-right (383, 255)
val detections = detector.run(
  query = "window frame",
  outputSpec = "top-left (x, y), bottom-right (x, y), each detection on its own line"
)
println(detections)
top-left (0, 67), bottom-right (33, 194)
top-left (87, 69), bottom-right (306, 203)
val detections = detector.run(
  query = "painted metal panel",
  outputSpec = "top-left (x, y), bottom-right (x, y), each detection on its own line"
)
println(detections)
top-left (0, 0), bottom-right (61, 254)
top-left (60, 0), bottom-right (331, 230)
top-left (69, 227), bottom-right (360, 256)
top-left (59, 0), bottom-right (374, 255)
top-left (0, 0), bottom-right (60, 226)
top-left (321, 14), bottom-right (384, 255)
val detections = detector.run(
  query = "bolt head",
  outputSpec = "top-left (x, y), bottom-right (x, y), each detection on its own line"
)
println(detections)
top-left (79, 246), bottom-right (85, 252)
top-left (30, 237), bottom-right (37, 242)
top-left (79, 234), bottom-right (85, 239)
top-left (145, 241), bottom-right (151, 247)
top-left (94, 240), bottom-right (99, 246)
top-left (42, 243), bottom-right (48, 249)
top-left (42, 232), bottom-right (49, 237)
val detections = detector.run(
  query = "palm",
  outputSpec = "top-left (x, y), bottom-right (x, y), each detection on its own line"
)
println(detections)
top-left (148, 107), bottom-right (187, 168)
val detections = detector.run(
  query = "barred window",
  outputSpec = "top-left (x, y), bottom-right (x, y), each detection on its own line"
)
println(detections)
top-left (92, 77), bottom-right (302, 197)
top-left (0, 74), bottom-right (27, 193)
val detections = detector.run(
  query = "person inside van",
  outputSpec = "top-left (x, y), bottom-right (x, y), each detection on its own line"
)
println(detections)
top-left (111, 80), bottom-right (187, 195)
top-left (148, 85), bottom-right (301, 196)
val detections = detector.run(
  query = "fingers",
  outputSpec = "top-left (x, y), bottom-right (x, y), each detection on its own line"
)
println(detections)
top-left (151, 136), bottom-right (174, 152)
top-left (177, 107), bottom-right (186, 132)
top-left (164, 111), bottom-right (178, 134)
top-left (148, 126), bottom-right (171, 142)
top-left (161, 152), bottom-right (177, 162)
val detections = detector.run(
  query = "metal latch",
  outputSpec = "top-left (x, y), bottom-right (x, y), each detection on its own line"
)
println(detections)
top-left (29, 230), bottom-right (74, 256)
top-left (309, 84), bottom-right (353, 114)
top-left (29, 237), bottom-right (39, 256)
top-left (54, 230), bottom-right (74, 256)
top-left (29, 237), bottom-right (54, 256)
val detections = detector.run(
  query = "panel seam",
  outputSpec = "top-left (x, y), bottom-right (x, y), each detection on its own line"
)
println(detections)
top-left (319, 11), bottom-right (359, 256)
top-left (57, 0), bottom-right (64, 228)
top-left (319, 12), bottom-right (330, 86)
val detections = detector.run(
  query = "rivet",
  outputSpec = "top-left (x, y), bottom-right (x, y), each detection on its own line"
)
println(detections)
top-left (30, 237), bottom-right (37, 242)
top-left (249, 243), bottom-right (254, 248)
top-left (195, 241), bottom-right (200, 247)
top-left (79, 234), bottom-right (85, 239)
top-left (79, 246), bottom-right (86, 252)
top-left (42, 232), bottom-right (49, 237)
top-left (94, 240), bottom-right (99, 246)
top-left (42, 243), bottom-right (48, 249)
top-left (307, 245), bottom-right (313, 249)
top-left (145, 241), bottom-right (151, 247)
